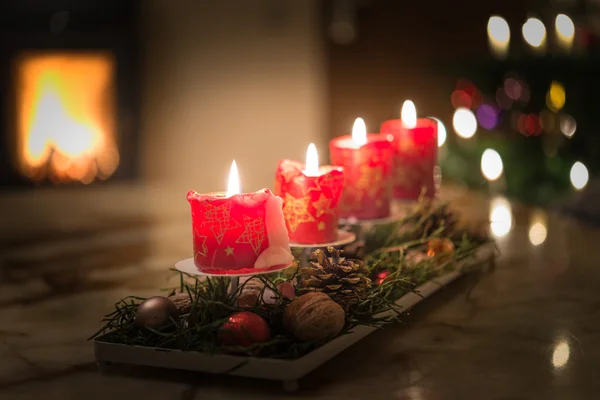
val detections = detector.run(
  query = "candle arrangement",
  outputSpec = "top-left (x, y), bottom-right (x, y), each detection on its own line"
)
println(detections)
top-left (380, 100), bottom-right (438, 200)
top-left (330, 118), bottom-right (395, 220)
top-left (93, 101), bottom-right (494, 388)
top-left (187, 161), bottom-right (293, 274)
top-left (274, 144), bottom-right (344, 244)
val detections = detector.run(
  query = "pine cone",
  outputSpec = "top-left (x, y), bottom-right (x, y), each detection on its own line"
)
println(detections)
top-left (297, 246), bottom-right (371, 310)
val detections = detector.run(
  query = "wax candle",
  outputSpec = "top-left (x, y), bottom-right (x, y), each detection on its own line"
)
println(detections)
top-left (275, 144), bottom-right (344, 244)
top-left (380, 100), bottom-right (438, 200)
top-left (329, 118), bottom-right (394, 220)
top-left (187, 161), bottom-right (293, 274)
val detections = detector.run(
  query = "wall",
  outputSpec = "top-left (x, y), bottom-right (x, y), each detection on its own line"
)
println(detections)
top-left (0, 0), bottom-right (327, 235)
top-left (141, 0), bottom-right (326, 199)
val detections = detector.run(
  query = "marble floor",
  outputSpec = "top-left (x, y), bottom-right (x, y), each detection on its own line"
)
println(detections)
top-left (1, 186), bottom-right (599, 399)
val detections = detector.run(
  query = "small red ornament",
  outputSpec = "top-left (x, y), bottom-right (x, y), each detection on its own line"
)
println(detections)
top-left (375, 271), bottom-right (389, 285)
top-left (218, 311), bottom-right (271, 347)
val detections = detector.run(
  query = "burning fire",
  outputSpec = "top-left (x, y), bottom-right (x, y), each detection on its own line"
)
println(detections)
top-left (15, 52), bottom-right (119, 184)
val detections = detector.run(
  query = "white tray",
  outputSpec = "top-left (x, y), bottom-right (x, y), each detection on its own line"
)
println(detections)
top-left (94, 244), bottom-right (495, 391)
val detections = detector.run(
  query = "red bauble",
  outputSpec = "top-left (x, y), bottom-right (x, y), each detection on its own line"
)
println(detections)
top-left (218, 311), bottom-right (271, 347)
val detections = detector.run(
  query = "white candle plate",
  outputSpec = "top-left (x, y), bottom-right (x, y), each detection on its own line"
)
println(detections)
top-left (175, 259), bottom-right (293, 278)
top-left (288, 230), bottom-right (356, 248)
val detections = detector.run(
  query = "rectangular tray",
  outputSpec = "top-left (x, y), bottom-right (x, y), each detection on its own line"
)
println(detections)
top-left (94, 244), bottom-right (494, 385)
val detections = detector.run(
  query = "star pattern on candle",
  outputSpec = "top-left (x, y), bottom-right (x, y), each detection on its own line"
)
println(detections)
top-left (318, 173), bottom-right (344, 200)
top-left (225, 246), bottom-right (235, 256)
top-left (202, 203), bottom-right (241, 244)
top-left (318, 221), bottom-right (326, 231)
top-left (194, 233), bottom-right (208, 257)
top-left (303, 178), bottom-right (322, 195)
top-left (282, 193), bottom-right (315, 232)
top-left (235, 215), bottom-right (267, 255)
top-left (312, 194), bottom-right (334, 217)
top-left (356, 165), bottom-right (384, 199)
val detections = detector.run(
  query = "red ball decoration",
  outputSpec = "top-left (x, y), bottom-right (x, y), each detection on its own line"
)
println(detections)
top-left (218, 311), bottom-right (271, 347)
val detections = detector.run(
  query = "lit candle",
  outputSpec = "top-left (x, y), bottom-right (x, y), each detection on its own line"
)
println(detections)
top-left (187, 161), bottom-right (293, 274)
top-left (380, 100), bottom-right (438, 200)
top-left (329, 118), bottom-right (394, 220)
top-left (275, 144), bottom-right (344, 244)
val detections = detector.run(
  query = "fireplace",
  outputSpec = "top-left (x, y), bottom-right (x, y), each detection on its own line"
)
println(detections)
top-left (0, 1), bottom-right (141, 188)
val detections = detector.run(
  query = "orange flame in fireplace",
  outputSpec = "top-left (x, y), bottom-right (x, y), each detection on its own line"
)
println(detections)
top-left (14, 52), bottom-right (119, 184)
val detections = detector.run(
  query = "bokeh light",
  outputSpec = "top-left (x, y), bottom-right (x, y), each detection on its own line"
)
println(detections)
top-left (487, 16), bottom-right (510, 58)
top-left (452, 108), bottom-right (477, 139)
top-left (560, 114), bottom-right (576, 137)
top-left (555, 14), bottom-right (575, 50)
top-left (496, 87), bottom-right (513, 109)
top-left (525, 114), bottom-right (541, 136)
top-left (517, 113), bottom-right (541, 136)
top-left (481, 149), bottom-right (503, 181)
top-left (453, 80), bottom-right (481, 109)
top-left (451, 90), bottom-right (471, 109)
top-left (522, 18), bottom-right (546, 48)
top-left (430, 117), bottom-right (447, 147)
top-left (504, 78), bottom-right (522, 100)
top-left (570, 161), bottom-right (589, 190)
top-left (552, 340), bottom-right (570, 369)
top-left (547, 81), bottom-right (566, 111)
top-left (528, 222), bottom-right (547, 246)
top-left (476, 104), bottom-right (500, 130)
top-left (539, 109), bottom-right (556, 133)
top-left (490, 197), bottom-right (513, 238)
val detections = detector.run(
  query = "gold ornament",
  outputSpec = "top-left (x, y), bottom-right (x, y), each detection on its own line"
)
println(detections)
top-left (283, 292), bottom-right (345, 342)
top-left (427, 238), bottom-right (455, 263)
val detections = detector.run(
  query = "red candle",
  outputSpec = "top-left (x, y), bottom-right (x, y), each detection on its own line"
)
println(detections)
top-left (187, 161), bottom-right (293, 274)
top-left (380, 100), bottom-right (438, 200)
top-left (275, 144), bottom-right (344, 244)
top-left (329, 118), bottom-right (395, 220)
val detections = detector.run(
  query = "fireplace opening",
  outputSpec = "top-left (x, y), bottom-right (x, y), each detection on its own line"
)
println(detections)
top-left (0, 1), bottom-right (141, 189)
top-left (14, 51), bottom-right (119, 184)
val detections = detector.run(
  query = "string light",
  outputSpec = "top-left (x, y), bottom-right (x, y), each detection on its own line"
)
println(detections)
top-left (555, 14), bottom-right (575, 50)
top-left (481, 149), bottom-right (503, 181)
top-left (546, 81), bottom-right (566, 111)
top-left (560, 114), bottom-right (576, 138)
top-left (490, 197), bottom-right (512, 238)
top-left (487, 16), bottom-right (510, 58)
top-left (552, 340), bottom-right (570, 369)
top-left (570, 161), bottom-right (589, 190)
top-left (528, 222), bottom-right (547, 246)
top-left (522, 18), bottom-right (546, 48)
top-left (452, 108), bottom-right (477, 139)
top-left (429, 117), bottom-right (447, 147)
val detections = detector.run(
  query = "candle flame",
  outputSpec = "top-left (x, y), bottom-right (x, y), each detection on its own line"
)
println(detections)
top-left (226, 160), bottom-right (240, 196)
top-left (401, 100), bottom-right (417, 128)
top-left (351, 117), bottom-right (367, 146)
top-left (304, 143), bottom-right (319, 176)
